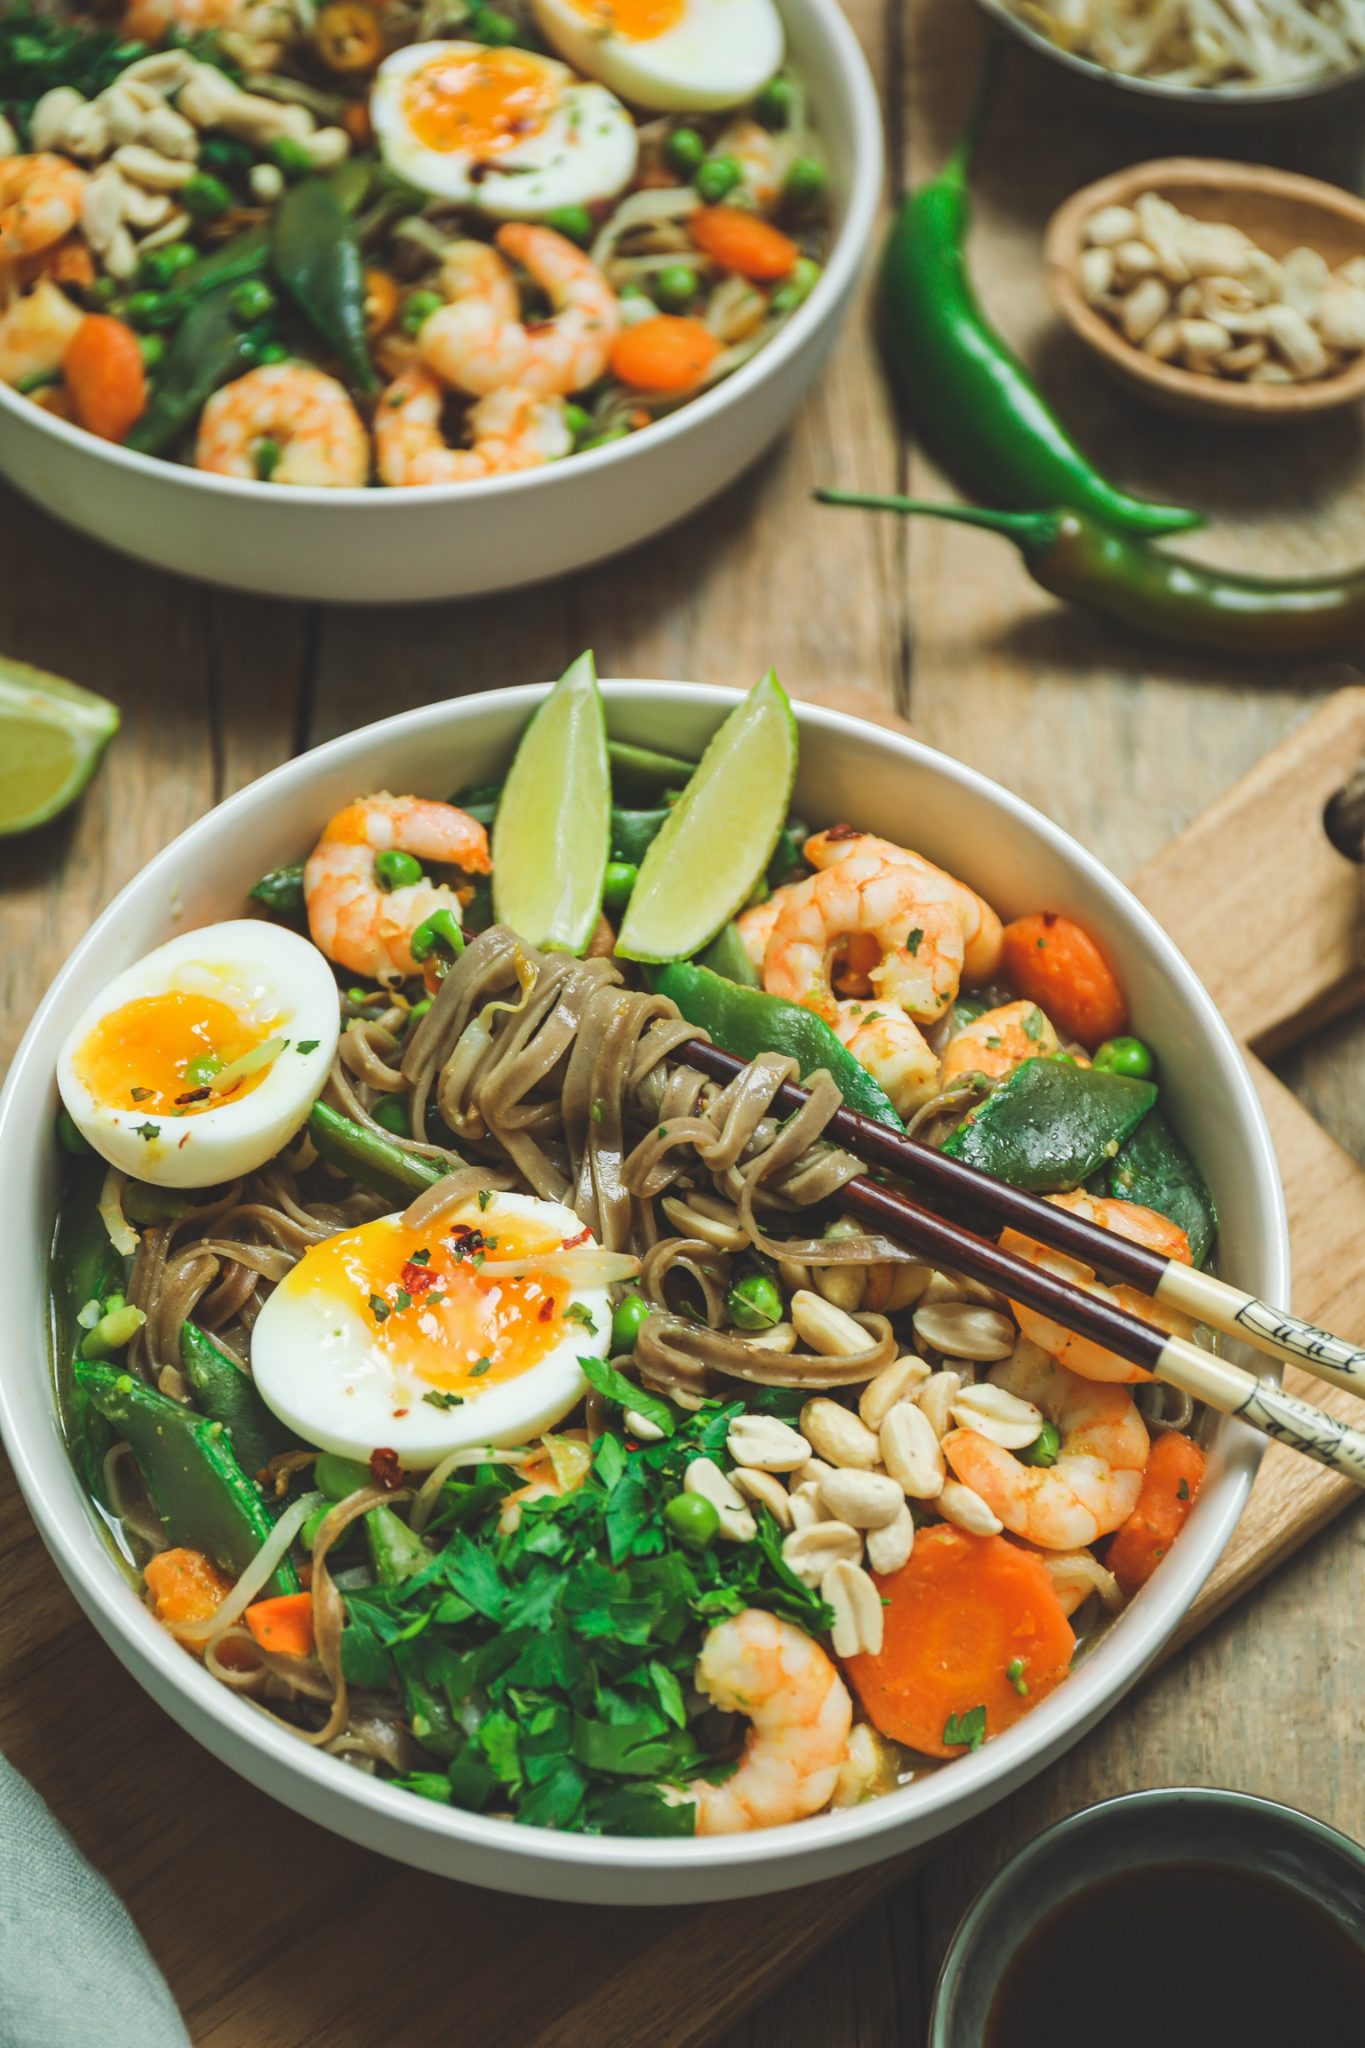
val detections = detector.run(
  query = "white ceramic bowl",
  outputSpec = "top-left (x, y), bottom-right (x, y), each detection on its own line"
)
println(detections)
top-left (0, 683), bottom-right (1287, 1905)
top-left (0, 0), bottom-right (881, 605)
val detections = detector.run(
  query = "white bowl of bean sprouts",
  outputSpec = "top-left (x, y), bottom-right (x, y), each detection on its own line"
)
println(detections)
top-left (0, 0), bottom-right (880, 603)
top-left (0, 680), bottom-right (1287, 1904)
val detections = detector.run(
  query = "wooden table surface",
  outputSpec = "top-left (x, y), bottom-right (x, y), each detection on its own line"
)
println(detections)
top-left (4, 2), bottom-right (1365, 2039)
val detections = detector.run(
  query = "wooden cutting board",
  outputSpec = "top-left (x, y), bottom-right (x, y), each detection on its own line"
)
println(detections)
top-left (7, 691), bottom-right (1365, 2048)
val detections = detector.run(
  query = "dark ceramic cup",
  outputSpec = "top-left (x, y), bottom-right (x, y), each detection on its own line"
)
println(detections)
top-left (929, 1786), bottom-right (1365, 2046)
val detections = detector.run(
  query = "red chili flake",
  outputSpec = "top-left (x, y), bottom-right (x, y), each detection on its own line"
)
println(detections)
top-left (392, 1408), bottom-right (409, 1419)
top-left (561, 1225), bottom-right (591, 1250)
top-left (400, 1261), bottom-right (439, 1296)
top-left (369, 1447), bottom-right (402, 1491)
top-left (174, 1086), bottom-right (212, 1105)
top-left (825, 820), bottom-right (860, 841)
top-left (538, 1295), bottom-right (555, 1322)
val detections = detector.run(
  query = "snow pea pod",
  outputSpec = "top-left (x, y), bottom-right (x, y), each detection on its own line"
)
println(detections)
top-left (1099, 1105), bottom-right (1218, 1267)
top-left (942, 1057), bottom-right (1156, 1192)
top-left (694, 921), bottom-right (760, 988)
top-left (51, 1157), bottom-right (121, 1505)
top-left (651, 962), bottom-right (904, 1129)
top-left (248, 860), bottom-right (305, 918)
top-left (309, 1101), bottom-right (450, 1202)
top-left (76, 1362), bottom-right (298, 1592)
top-left (124, 283), bottom-right (253, 456)
top-left (180, 1320), bottom-right (300, 1478)
top-left (367, 1503), bottom-right (431, 1586)
top-left (162, 221), bottom-right (270, 311)
top-left (272, 172), bottom-right (376, 395)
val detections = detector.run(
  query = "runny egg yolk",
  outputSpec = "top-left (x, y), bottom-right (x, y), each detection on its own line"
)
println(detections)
top-left (565, 0), bottom-right (685, 40)
top-left (72, 991), bottom-right (275, 1120)
top-left (291, 1212), bottom-right (579, 1396)
top-left (401, 49), bottom-right (561, 156)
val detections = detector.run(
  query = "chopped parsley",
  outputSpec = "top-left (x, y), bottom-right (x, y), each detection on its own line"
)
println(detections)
top-left (408, 1247), bottom-right (430, 1266)
top-left (469, 1357), bottom-right (492, 1377)
top-left (942, 1704), bottom-right (987, 1753)
top-left (393, 1288), bottom-right (412, 1313)
top-left (134, 1122), bottom-right (161, 1143)
top-left (129, 1086), bottom-right (153, 1103)
top-left (369, 1293), bottom-right (391, 1323)
top-left (477, 1189), bottom-right (492, 1211)
top-left (564, 1301), bottom-right (598, 1334)
top-left (423, 1390), bottom-right (465, 1409)
top-left (906, 928), bottom-right (924, 956)
top-left (296, 1039), bottom-right (320, 1055)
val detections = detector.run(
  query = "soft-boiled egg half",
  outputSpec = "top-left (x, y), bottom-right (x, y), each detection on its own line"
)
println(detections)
top-left (56, 921), bottom-right (340, 1189)
top-left (250, 1192), bottom-right (611, 1467)
top-left (370, 42), bottom-right (638, 216)
top-left (532, 0), bottom-right (783, 113)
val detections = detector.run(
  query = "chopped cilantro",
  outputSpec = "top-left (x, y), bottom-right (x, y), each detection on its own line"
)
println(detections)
top-left (134, 1122), bottom-right (161, 1142)
top-left (470, 1357), bottom-right (492, 1377)
top-left (564, 1301), bottom-right (598, 1334)
top-left (129, 1086), bottom-right (153, 1103)
top-left (477, 1189), bottom-right (492, 1211)
top-left (409, 1247), bottom-right (431, 1266)
top-left (942, 1704), bottom-right (987, 1753)
top-left (580, 1355), bottom-right (674, 1437)
top-left (1177, 1477), bottom-right (1190, 1500)
top-left (369, 1293), bottom-right (391, 1323)
top-left (906, 928), bottom-right (923, 956)
top-left (394, 1288), bottom-right (412, 1312)
top-left (423, 1390), bottom-right (465, 1409)
top-left (296, 1039), bottom-right (320, 1055)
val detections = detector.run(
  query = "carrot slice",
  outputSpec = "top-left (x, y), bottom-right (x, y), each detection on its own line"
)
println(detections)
top-left (999, 911), bottom-right (1128, 1050)
top-left (844, 1527), bottom-right (1076, 1757)
top-left (62, 314), bottom-right (146, 443)
top-left (244, 1590), bottom-right (315, 1659)
top-left (1107, 1432), bottom-right (1206, 1593)
top-left (609, 315), bottom-right (722, 393)
top-left (688, 206), bottom-right (798, 281)
top-left (145, 1547), bottom-right (233, 1627)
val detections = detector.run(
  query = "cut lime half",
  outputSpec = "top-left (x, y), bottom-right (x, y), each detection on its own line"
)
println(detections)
top-left (0, 658), bottom-right (119, 837)
top-left (615, 671), bottom-right (798, 964)
top-left (491, 650), bottom-right (610, 953)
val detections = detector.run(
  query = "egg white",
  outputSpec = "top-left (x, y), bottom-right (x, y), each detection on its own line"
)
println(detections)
top-left (370, 41), bottom-right (638, 219)
top-left (55, 920), bottom-right (340, 1190)
top-left (249, 1193), bottom-right (612, 1468)
top-left (531, 0), bottom-right (784, 112)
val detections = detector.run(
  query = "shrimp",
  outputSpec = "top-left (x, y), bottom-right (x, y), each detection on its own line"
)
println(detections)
top-left (0, 155), bottom-right (87, 262)
top-left (419, 224), bottom-right (619, 399)
top-left (804, 828), bottom-right (1004, 987)
top-left (374, 367), bottom-right (570, 487)
top-left (304, 793), bottom-right (490, 980)
top-left (0, 278), bottom-right (84, 386)
top-left (735, 881), bottom-right (804, 974)
top-left (122, 0), bottom-right (238, 39)
top-left (762, 850), bottom-right (966, 1026)
top-left (195, 364), bottom-right (370, 486)
top-left (1000, 1191), bottom-right (1195, 1384)
top-left (833, 1000), bottom-right (939, 1116)
top-left (943, 1342), bottom-right (1150, 1549)
top-left (688, 1610), bottom-right (852, 1834)
top-left (939, 999), bottom-right (1061, 1087)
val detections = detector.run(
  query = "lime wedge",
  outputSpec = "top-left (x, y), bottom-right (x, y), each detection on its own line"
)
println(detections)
top-left (0, 658), bottom-right (119, 837)
top-left (615, 671), bottom-right (798, 964)
top-left (491, 651), bottom-right (610, 953)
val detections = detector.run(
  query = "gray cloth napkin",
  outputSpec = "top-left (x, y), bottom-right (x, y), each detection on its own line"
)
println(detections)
top-left (0, 1756), bottom-right (190, 2048)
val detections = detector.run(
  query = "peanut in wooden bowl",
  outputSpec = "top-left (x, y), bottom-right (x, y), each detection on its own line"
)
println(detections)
top-left (1044, 157), bottom-right (1365, 421)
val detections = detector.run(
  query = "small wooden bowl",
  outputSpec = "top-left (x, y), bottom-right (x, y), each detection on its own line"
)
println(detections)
top-left (1044, 157), bottom-right (1365, 420)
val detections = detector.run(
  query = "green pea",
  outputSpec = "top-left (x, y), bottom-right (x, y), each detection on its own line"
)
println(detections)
top-left (653, 262), bottom-right (699, 311)
top-left (230, 277), bottom-right (277, 323)
top-left (783, 156), bottom-right (828, 208)
top-left (544, 204), bottom-right (593, 247)
top-left (602, 860), bottom-right (638, 914)
top-left (400, 288), bottom-right (444, 336)
top-left (199, 134), bottom-right (254, 172)
top-left (57, 1106), bottom-right (93, 1156)
top-left (123, 290), bottom-right (178, 331)
top-left (82, 276), bottom-right (120, 311)
top-left (183, 171), bottom-right (233, 218)
top-left (611, 1292), bottom-right (650, 1355)
top-left (563, 401), bottom-right (592, 444)
top-left (255, 341), bottom-right (291, 366)
top-left (1018, 1420), bottom-right (1061, 1468)
top-left (371, 1094), bottom-right (410, 1137)
top-left (315, 1452), bottom-right (373, 1500)
top-left (411, 909), bottom-right (465, 970)
top-left (80, 1304), bottom-right (147, 1360)
top-left (664, 1491), bottom-right (719, 1549)
top-left (407, 997), bottom-right (432, 1022)
top-left (269, 137), bottom-right (316, 179)
top-left (754, 75), bottom-right (793, 128)
top-left (727, 1270), bottom-right (783, 1331)
top-left (664, 125), bottom-right (705, 176)
top-left (695, 154), bottom-right (741, 205)
top-left (618, 281), bottom-right (650, 302)
top-left (137, 241), bottom-right (198, 289)
top-left (467, 3), bottom-right (519, 43)
top-left (137, 332), bottom-right (165, 371)
top-left (1092, 1035), bottom-right (1156, 1081)
top-left (1048, 1049), bottom-right (1079, 1066)
top-left (375, 848), bottom-right (424, 892)
top-left (254, 437), bottom-right (282, 482)
top-left (771, 255), bottom-right (821, 314)
top-left (184, 1051), bottom-right (223, 1088)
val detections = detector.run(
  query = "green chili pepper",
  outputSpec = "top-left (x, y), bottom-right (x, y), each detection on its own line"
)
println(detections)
top-left (1100, 1105), bottom-right (1218, 1267)
top-left (308, 1101), bottom-right (448, 1203)
top-left (819, 494), bottom-right (1365, 660)
top-left (694, 920), bottom-right (761, 988)
top-left (875, 80), bottom-right (1201, 541)
top-left (124, 283), bottom-right (255, 456)
top-left (942, 1057), bottom-right (1157, 1192)
top-left (76, 1362), bottom-right (298, 1591)
top-left (271, 173), bottom-right (376, 395)
top-left (651, 962), bottom-right (904, 1129)
top-left (366, 1502), bottom-right (431, 1586)
top-left (180, 1320), bottom-right (299, 1478)
top-left (248, 860), bottom-right (306, 918)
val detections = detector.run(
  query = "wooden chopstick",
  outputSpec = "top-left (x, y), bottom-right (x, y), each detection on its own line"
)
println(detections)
top-left (684, 1039), bottom-right (1365, 1404)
